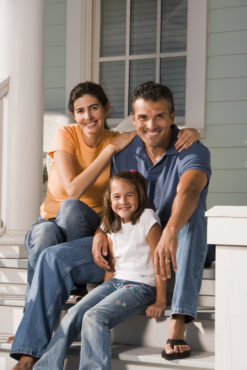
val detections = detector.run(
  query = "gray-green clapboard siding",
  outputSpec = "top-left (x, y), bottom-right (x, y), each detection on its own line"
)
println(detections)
top-left (43, 0), bottom-right (247, 208)
top-left (201, 0), bottom-right (247, 208)
top-left (44, 0), bottom-right (66, 113)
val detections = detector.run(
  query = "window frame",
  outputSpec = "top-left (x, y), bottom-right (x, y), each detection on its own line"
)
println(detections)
top-left (66, 0), bottom-right (207, 133)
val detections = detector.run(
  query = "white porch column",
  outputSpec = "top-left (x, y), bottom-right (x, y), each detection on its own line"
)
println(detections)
top-left (206, 206), bottom-right (247, 370)
top-left (0, 0), bottom-right (44, 240)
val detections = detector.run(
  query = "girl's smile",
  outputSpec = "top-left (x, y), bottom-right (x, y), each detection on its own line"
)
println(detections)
top-left (110, 179), bottom-right (139, 223)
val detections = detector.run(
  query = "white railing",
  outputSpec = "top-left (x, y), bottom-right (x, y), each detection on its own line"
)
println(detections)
top-left (0, 77), bottom-right (10, 236)
top-left (206, 206), bottom-right (247, 370)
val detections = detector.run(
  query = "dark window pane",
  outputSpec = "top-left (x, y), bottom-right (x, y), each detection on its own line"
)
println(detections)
top-left (130, 0), bottom-right (157, 55)
top-left (100, 0), bottom-right (126, 57)
top-left (161, 0), bottom-right (187, 52)
top-left (99, 61), bottom-right (125, 118)
top-left (160, 57), bottom-right (186, 116)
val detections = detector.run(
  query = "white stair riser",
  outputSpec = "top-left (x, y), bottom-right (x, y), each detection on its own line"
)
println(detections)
top-left (0, 306), bottom-right (24, 333)
top-left (0, 268), bottom-right (27, 284)
top-left (200, 280), bottom-right (215, 296)
top-left (0, 284), bottom-right (26, 296)
top-left (112, 315), bottom-right (215, 352)
top-left (0, 351), bottom-right (17, 370)
top-left (0, 245), bottom-right (27, 259)
top-left (0, 259), bottom-right (27, 269)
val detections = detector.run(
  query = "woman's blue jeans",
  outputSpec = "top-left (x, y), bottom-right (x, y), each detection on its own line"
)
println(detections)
top-left (33, 279), bottom-right (156, 370)
top-left (25, 198), bottom-right (100, 298)
top-left (10, 236), bottom-right (105, 360)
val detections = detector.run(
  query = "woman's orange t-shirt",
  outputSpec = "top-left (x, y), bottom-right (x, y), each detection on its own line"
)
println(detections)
top-left (40, 124), bottom-right (118, 220)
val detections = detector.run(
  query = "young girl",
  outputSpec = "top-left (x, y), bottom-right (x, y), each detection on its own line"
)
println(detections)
top-left (34, 170), bottom-right (167, 370)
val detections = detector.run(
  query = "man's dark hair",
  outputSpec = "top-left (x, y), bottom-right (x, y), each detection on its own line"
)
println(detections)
top-left (131, 81), bottom-right (175, 115)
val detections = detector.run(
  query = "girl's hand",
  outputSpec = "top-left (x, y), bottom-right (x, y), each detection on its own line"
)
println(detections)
top-left (145, 301), bottom-right (166, 318)
top-left (111, 131), bottom-right (136, 153)
top-left (175, 128), bottom-right (200, 152)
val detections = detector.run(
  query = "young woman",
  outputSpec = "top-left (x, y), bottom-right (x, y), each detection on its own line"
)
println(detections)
top-left (34, 171), bottom-right (166, 370)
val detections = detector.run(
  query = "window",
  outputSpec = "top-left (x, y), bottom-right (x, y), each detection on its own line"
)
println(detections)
top-left (67, 0), bottom-right (207, 131)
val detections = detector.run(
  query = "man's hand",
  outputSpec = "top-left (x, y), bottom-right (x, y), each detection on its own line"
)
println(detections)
top-left (154, 225), bottom-right (178, 280)
top-left (92, 232), bottom-right (110, 270)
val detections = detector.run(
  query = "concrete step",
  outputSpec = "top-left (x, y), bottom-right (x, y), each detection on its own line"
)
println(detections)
top-left (64, 343), bottom-right (215, 370)
top-left (0, 258), bottom-right (27, 268)
top-left (0, 268), bottom-right (27, 284)
top-left (0, 338), bottom-right (16, 370)
top-left (0, 340), bottom-right (215, 370)
top-left (0, 283), bottom-right (26, 296)
top-left (0, 244), bottom-right (27, 259)
top-left (111, 309), bottom-right (215, 353)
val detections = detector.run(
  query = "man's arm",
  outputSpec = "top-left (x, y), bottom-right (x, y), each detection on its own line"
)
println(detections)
top-left (154, 169), bottom-right (208, 280)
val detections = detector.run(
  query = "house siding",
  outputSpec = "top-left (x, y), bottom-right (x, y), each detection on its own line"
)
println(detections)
top-left (43, 0), bottom-right (247, 208)
top-left (44, 0), bottom-right (66, 113)
top-left (201, 0), bottom-right (247, 208)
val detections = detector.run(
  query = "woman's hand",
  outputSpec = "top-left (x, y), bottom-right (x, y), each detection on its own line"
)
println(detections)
top-left (111, 131), bottom-right (136, 154)
top-left (175, 128), bottom-right (200, 152)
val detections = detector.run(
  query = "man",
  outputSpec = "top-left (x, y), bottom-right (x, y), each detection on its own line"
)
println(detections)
top-left (93, 81), bottom-right (211, 360)
top-left (10, 82), bottom-right (209, 368)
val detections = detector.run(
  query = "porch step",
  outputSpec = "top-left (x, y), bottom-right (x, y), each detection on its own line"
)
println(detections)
top-left (0, 258), bottom-right (27, 268)
top-left (0, 244), bottom-right (27, 259)
top-left (111, 309), bottom-right (215, 353)
top-left (0, 267), bottom-right (27, 284)
top-left (64, 342), bottom-right (215, 370)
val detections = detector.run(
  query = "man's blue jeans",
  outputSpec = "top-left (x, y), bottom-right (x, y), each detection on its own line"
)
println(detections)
top-left (25, 198), bottom-right (100, 298)
top-left (10, 206), bottom-right (207, 360)
top-left (33, 279), bottom-right (156, 370)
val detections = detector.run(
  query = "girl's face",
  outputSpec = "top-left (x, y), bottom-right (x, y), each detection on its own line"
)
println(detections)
top-left (110, 179), bottom-right (139, 223)
top-left (72, 94), bottom-right (109, 139)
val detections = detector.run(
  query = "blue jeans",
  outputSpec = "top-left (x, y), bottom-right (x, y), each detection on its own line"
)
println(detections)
top-left (10, 206), bottom-right (207, 360)
top-left (25, 199), bottom-right (100, 297)
top-left (10, 236), bottom-right (105, 360)
top-left (33, 279), bottom-right (156, 370)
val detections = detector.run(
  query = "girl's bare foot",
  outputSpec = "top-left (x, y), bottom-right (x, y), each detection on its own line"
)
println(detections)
top-left (11, 355), bottom-right (37, 370)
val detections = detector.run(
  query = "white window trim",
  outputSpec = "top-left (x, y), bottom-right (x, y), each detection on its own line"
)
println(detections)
top-left (66, 0), bottom-right (207, 134)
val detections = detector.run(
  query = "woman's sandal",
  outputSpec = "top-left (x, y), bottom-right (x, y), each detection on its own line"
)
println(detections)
top-left (161, 339), bottom-right (191, 360)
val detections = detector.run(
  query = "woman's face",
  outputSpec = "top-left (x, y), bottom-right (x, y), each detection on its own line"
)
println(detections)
top-left (72, 94), bottom-right (109, 139)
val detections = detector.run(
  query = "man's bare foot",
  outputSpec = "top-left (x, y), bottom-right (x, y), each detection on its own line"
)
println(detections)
top-left (164, 315), bottom-right (190, 356)
top-left (11, 355), bottom-right (38, 370)
top-left (7, 335), bottom-right (15, 343)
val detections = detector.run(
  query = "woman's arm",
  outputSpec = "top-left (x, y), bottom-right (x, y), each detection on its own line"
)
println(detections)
top-left (175, 128), bottom-right (200, 152)
top-left (103, 237), bottom-right (115, 282)
top-left (54, 131), bottom-right (136, 199)
top-left (145, 223), bottom-right (167, 319)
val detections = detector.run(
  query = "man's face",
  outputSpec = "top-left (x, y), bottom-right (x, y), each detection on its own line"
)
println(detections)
top-left (131, 98), bottom-right (175, 150)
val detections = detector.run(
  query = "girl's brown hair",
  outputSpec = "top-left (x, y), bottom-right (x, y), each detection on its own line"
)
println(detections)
top-left (101, 170), bottom-right (149, 233)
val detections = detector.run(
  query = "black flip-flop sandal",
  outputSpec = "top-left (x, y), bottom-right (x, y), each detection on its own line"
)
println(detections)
top-left (161, 339), bottom-right (191, 360)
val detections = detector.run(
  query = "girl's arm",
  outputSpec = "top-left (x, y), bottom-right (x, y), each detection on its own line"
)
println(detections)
top-left (145, 223), bottom-right (167, 319)
top-left (53, 131), bottom-right (136, 199)
top-left (104, 237), bottom-right (115, 282)
top-left (175, 128), bottom-right (200, 152)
